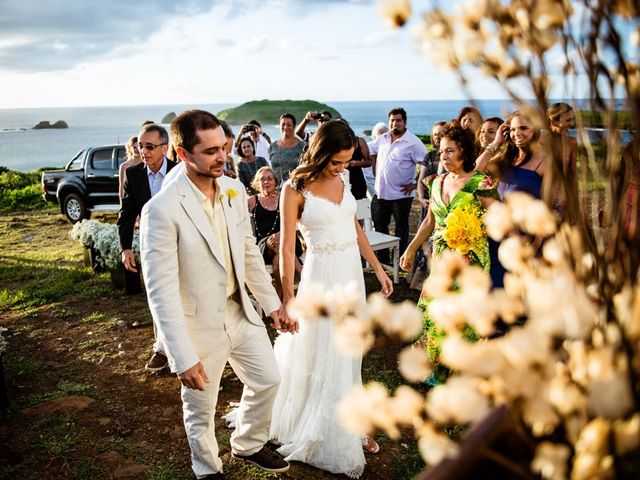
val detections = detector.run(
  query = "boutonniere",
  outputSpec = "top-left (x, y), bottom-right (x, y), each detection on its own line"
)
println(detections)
top-left (220, 188), bottom-right (238, 207)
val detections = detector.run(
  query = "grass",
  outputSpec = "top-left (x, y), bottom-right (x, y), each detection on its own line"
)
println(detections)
top-left (144, 461), bottom-right (192, 480)
top-left (22, 379), bottom-right (94, 408)
top-left (390, 441), bottom-right (425, 480)
top-left (33, 417), bottom-right (87, 466)
top-left (80, 311), bottom-right (108, 324)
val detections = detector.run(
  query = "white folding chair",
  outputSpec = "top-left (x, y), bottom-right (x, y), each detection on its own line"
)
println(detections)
top-left (356, 198), bottom-right (400, 284)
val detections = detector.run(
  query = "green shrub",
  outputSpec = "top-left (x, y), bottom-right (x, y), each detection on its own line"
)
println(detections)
top-left (0, 184), bottom-right (50, 211)
top-left (0, 170), bottom-right (40, 190)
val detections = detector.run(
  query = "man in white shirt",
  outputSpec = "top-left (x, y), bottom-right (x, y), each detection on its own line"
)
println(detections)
top-left (236, 119), bottom-right (271, 165)
top-left (369, 108), bottom-right (427, 262)
top-left (365, 122), bottom-right (389, 198)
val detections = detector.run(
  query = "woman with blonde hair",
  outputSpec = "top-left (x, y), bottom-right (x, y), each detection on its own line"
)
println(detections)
top-left (118, 136), bottom-right (142, 201)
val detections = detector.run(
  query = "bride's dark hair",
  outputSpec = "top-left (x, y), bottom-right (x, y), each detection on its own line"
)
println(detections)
top-left (290, 120), bottom-right (357, 191)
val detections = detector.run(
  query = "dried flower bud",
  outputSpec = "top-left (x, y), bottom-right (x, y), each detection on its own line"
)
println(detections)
top-left (485, 201), bottom-right (514, 240)
top-left (426, 375), bottom-right (490, 425)
top-left (379, 301), bottom-right (423, 341)
top-left (417, 422), bottom-right (459, 465)
top-left (334, 316), bottom-right (375, 357)
top-left (531, 441), bottom-right (571, 480)
top-left (398, 345), bottom-right (432, 382)
top-left (391, 385), bottom-right (425, 425)
top-left (377, 0), bottom-right (412, 28)
top-left (613, 414), bottom-right (640, 455)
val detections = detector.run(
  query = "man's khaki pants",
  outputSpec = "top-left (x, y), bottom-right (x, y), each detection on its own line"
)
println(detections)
top-left (181, 299), bottom-right (280, 478)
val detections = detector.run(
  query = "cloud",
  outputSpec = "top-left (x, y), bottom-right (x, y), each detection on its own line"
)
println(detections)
top-left (0, 0), bottom-right (215, 72)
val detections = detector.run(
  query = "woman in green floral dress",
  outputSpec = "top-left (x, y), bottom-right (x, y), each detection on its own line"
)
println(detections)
top-left (400, 122), bottom-right (499, 383)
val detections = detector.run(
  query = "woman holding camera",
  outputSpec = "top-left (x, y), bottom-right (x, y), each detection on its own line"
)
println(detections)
top-left (237, 137), bottom-right (269, 194)
top-left (269, 113), bottom-right (304, 182)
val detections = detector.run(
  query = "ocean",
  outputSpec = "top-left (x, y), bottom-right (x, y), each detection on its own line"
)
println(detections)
top-left (0, 100), bottom-right (524, 172)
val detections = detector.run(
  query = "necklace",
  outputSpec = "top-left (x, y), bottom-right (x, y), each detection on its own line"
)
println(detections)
top-left (251, 195), bottom-right (279, 239)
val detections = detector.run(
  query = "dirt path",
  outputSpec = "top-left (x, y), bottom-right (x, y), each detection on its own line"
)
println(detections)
top-left (0, 210), bottom-right (424, 480)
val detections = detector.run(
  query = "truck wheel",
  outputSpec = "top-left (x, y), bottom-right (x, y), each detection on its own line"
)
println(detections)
top-left (63, 194), bottom-right (90, 223)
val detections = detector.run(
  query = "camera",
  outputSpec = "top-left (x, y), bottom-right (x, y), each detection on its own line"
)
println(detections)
top-left (311, 113), bottom-right (323, 120)
top-left (245, 124), bottom-right (257, 132)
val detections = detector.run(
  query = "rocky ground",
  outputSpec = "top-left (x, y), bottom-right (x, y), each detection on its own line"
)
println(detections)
top-left (0, 209), bottom-right (425, 480)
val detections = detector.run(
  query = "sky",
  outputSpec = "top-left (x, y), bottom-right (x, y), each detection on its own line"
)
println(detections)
top-left (0, 0), bottom-right (631, 109)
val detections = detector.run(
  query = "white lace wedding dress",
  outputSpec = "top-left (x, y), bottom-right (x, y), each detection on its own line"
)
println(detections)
top-left (269, 174), bottom-right (366, 478)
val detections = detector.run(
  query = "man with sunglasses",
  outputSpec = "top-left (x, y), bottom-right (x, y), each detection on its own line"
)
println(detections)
top-left (118, 122), bottom-right (176, 372)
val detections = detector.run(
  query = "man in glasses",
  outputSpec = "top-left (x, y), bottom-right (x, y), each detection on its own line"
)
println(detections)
top-left (117, 122), bottom-right (177, 372)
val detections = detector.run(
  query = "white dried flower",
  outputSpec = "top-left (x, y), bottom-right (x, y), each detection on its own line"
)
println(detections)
top-left (498, 236), bottom-right (534, 273)
top-left (548, 372), bottom-right (587, 416)
top-left (398, 345), bottom-right (432, 383)
top-left (366, 292), bottom-right (395, 327)
top-left (491, 289), bottom-right (525, 324)
top-left (613, 413), bottom-right (640, 455)
top-left (440, 335), bottom-right (508, 377)
top-left (542, 239), bottom-right (565, 265)
top-left (521, 199), bottom-right (557, 237)
top-left (377, 0), bottom-right (412, 28)
top-left (588, 371), bottom-right (634, 419)
top-left (337, 385), bottom-right (375, 436)
top-left (426, 375), bottom-right (490, 425)
top-left (531, 441), bottom-right (571, 480)
top-left (570, 452), bottom-right (613, 480)
top-left (523, 395), bottom-right (560, 437)
top-left (287, 283), bottom-right (330, 320)
top-left (428, 295), bottom-right (468, 332)
top-left (379, 301), bottom-right (423, 341)
top-left (485, 202), bottom-right (513, 240)
top-left (575, 418), bottom-right (610, 455)
top-left (458, 264), bottom-right (491, 295)
top-left (417, 423), bottom-right (459, 465)
top-left (390, 385), bottom-right (425, 425)
top-left (333, 316), bottom-right (375, 358)
top-left (496, 325), bottom-right (552, 369)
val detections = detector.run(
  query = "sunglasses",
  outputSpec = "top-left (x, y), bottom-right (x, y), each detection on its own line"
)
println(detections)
top-left (136, 142), bottom-right (167, 152)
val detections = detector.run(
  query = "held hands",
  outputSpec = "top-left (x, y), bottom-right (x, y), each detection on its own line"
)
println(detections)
top-left (375, 268), bottom-right (393, 298)
top-left (178, 361), bottom-right (210, 391)
top-left (269, 304), bottom-right (299, 334)
top-left (121, 249), bottom-right (138, 273)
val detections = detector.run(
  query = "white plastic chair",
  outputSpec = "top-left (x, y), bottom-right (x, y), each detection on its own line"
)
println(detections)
top-left (356, 198), bottom-right (400, 284)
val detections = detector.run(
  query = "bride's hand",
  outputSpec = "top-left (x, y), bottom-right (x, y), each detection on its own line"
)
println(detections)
top-left (375, 269), bottom-right (393, 298)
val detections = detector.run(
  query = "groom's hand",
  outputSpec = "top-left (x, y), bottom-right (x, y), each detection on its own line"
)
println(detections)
top-left (281, 305), bottom-right (299, 334)
top-left (178, 362), bottom-right (210, 391)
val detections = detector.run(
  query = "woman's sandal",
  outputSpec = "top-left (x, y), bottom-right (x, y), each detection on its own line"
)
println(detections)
top-left (362, 436), bottom-right (380, 454)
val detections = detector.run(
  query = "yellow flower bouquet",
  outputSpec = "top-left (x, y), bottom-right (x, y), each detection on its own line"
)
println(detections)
top-left (441, 204), bottom-right (487, 268)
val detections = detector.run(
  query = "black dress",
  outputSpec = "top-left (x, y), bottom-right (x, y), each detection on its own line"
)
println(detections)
top-left (251, 198), bottom-right (280, 264)
top-left (346, 140), bottom-right (368, 200)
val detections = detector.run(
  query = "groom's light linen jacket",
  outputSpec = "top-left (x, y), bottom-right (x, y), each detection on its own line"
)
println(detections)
top-left (140, 170), bottom-right (281, 374)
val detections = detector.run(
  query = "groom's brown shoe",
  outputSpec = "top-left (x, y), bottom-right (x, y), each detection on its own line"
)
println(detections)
top-left (232, 446), bottom-right (290, 473)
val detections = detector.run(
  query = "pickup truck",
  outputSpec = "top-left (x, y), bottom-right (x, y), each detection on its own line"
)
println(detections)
top-left (41, 144), bottom-right (126, 223)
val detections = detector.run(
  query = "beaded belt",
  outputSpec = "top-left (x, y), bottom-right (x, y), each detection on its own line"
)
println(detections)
top-left (306, 241), bottom-right (358, 255)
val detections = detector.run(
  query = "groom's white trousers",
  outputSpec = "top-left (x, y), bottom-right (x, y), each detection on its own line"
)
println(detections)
top-left (181, 298), bottom-right (280, 477)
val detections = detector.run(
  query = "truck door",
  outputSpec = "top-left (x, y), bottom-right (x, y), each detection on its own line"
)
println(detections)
top-left (86, 147), bottom-right (119, 208)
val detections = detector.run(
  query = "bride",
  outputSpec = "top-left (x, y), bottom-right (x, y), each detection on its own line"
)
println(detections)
top-left (273, 120), bottom-right (393, 477)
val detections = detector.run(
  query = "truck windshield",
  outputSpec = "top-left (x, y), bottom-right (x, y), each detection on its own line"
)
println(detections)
top-left (66, 150), bottom-right (85, 171)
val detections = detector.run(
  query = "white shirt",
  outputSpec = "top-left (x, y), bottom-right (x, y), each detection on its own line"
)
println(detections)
top-left (369, 130), bottom-right (427, 200)
top-left (255, 136), bottom-right (271, 166)
top-left (146, 157), bottom-right (168, 197)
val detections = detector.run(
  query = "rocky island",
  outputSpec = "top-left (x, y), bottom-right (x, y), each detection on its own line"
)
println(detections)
top-left (217, 99), bottom-right (341, 125)
top-left (32, 120), bottom-right (69, 130)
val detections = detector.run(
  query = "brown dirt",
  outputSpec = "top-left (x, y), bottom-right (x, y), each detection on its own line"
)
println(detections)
top-left (0, 208), bottom-right (424, 480)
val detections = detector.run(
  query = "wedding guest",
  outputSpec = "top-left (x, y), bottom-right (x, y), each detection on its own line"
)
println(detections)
top-left (247, 167), bottom-right (302, 299)
top-left (236, 119), bottom-right (271, 163)
top-left (294, 110), bottom-right (333, 142)
top-left (272, 119), bottom-right (393, 475)
top-left (400, 122), bottom-right (498, 384)
top-left (409, 120), bottom-right (446, 290)
top-left (457, 106), bottom-right (483, 135)
top-left (369, 107), bottom-right (428, 261)
top-left (546, 102), bottom-right (578, 223)
top-left (117, 123), bottom-right (177, 372)
top-left (140, 109), bottom-right (290, 479)
top-left (364, 122), bottom-right (388, 198)
top-left (118, 136), bottom-right (142, 201)
top-left (269, 113), bottom-right (304, 182)
top-left (220, 121), bottom-right (237, 179)
top-left (477, 117), bottom-right (504, 151)
top-left (476, 110), bottom-right (548, 200)
top-left (236, 138), bottom-right (269, 194)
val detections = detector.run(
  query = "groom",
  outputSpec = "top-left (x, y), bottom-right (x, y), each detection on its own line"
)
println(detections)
top-left (140, 109), bottom-right (291, 479)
